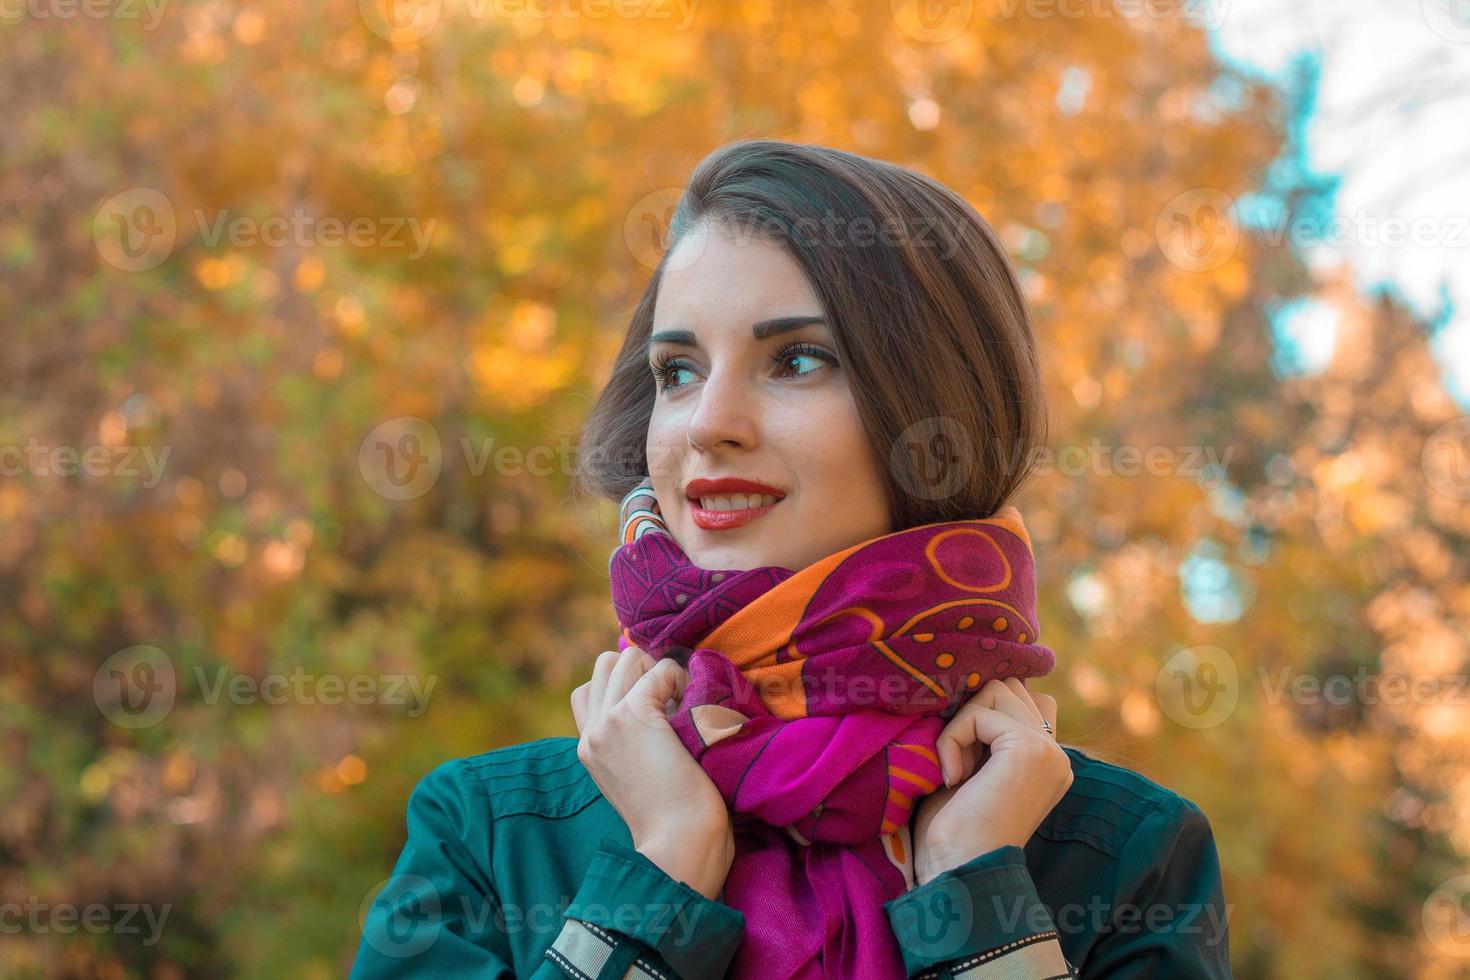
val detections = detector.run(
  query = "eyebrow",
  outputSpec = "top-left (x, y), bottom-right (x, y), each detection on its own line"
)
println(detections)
top-left (648, 315), bottom-right (828, 349)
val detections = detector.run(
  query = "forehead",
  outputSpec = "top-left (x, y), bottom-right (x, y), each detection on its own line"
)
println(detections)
top-left (653, 222), bottom-right (824, 330)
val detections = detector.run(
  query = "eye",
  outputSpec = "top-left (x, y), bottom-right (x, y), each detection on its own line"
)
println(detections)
top-left (650, 353), bottom-right (697, 392)
top-left (773, 342), bottom-right (837, 378)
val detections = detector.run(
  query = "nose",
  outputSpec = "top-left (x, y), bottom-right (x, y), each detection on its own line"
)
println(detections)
top-left (686, 368), bottom-right (758, 453)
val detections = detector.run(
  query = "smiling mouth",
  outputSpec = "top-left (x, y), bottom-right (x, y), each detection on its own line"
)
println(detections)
top-left (691, 493), bottom-right (781, 511)
top-left (687, 494), bottom-right (782, 530)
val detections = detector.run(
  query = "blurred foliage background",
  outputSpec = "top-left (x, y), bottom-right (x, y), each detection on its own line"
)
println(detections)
top-left (3, 0), bottom-right (1469, 977)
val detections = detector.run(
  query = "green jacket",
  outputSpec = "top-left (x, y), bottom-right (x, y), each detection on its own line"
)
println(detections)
top-left (351, 737), bottom-right (1230, 978)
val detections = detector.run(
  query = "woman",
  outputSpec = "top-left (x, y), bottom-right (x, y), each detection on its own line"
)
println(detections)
top-left (351, 140), bottom-right (1230, 978)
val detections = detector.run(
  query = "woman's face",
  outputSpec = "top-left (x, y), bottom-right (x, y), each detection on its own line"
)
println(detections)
top-left (645, 219), bottom-right (892, 572)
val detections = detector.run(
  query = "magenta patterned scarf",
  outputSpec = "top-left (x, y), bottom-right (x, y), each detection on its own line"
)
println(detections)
top-left (608, 481), bottom-right (1054, 978)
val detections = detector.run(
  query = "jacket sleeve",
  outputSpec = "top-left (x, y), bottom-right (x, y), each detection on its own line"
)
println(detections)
top-left (881, 799), bottom-right (1230, 979)
top-left (1078, 798), bottom-right (1231, 978)
top-left (883, 845), bottom-right (1077, 979)
top-left (349, 759), bottom-right (746, 980)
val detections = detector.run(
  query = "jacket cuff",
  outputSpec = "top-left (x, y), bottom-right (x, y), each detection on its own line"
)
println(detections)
top-left (883, 844), bottom-right (1072, 977)
top-left (561, 836), bottom-right (745, 980)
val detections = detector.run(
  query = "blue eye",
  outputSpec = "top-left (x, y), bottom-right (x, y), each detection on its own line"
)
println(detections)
top-left (650, 342), bottom-right (838, 393)
top-left (650, 355), bottom-right (695, 391)
top-left (775, 342), bottom-right (837, 377)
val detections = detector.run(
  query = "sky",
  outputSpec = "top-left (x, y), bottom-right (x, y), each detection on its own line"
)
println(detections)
top-left (1208, 0), bottom-right (1470, 408)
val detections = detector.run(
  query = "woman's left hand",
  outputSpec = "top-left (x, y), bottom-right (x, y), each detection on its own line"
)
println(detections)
top-left (912, 678), bottom-right (1072, 887)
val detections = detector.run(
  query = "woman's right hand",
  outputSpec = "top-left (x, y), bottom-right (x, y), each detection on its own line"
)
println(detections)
top-left (572, 646), bottom-right (735, 900)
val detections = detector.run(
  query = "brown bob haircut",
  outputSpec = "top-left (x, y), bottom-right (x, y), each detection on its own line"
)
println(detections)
top-left (576, 139), bottom-right (1049, 530)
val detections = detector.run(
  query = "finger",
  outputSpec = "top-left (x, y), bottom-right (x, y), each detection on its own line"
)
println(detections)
top-left (1034, 692), bottom-right (1058, 735)
top-left (940, 681), bottom-right (1011, 781)
top-left (1001, 677), bottom-right (1045, 725)
top-left (984, 677), bottom-right (1043, 727)
top-left (629, 657), bottom-right (689, 715)
top-left (586, 650), bottom-right (619, 724)
top-left (954, 740), bottom-right (978, 784)
top-left (936, 699), bottom-right (1033, 785)
top-left (571, 683), bottom-right (589, 732)
top-left (601, 646), bottom-right (654, 714)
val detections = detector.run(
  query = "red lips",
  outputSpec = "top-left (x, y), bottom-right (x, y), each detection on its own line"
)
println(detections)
top-left (684, 477), bottom-right (786, 531)
top-left (684, 477), bottom-right (786, 500)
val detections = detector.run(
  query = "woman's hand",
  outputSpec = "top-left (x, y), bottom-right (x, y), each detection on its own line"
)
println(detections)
top-left (572, 646), bottom-right (735, 900)
top-left (912, 678), bottom-right (1072, 887)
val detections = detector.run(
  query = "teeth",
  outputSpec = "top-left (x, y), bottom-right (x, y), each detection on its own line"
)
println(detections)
top-left (698, 494), bottom-right (778, 511)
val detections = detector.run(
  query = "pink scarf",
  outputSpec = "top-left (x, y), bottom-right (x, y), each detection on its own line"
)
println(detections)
top-left (609, 481), bottom-right (1054, 978)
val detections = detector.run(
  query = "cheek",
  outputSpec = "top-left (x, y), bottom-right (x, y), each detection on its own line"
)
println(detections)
top-left (644, 417), bottom-right (684, 503)
top-left (783, 399), bottom-right (874, 488)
